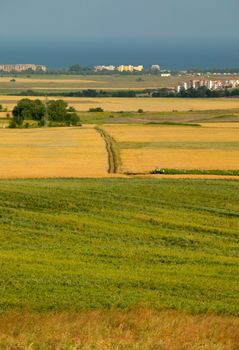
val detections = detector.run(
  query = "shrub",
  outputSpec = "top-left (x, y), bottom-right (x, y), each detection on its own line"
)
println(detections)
top-left (88, 107), bottom-right (104, 112)
top-left (8, 120), bottom-right (17, 128)
top-left (69, 113), bottom-right (80, 126)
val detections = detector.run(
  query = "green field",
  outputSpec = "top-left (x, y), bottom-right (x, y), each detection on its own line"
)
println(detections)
top-left (0, 73), bottom-right (238, 94)
top-left (0, 74), bottom-right (196, 93)
top-left (77, 109), bottom-right (239, 124)
top-left (1, 178), bottom-right (238, 315)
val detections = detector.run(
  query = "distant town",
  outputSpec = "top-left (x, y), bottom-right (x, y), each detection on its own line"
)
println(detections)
top-left (94, 65), bottom-right (144, 72)
top-left (177, 79), bottom-right (239, 92)
top-left (0, 64), bottom-right (47, 73)
top-left (94, 64), bottom-right (173, 76)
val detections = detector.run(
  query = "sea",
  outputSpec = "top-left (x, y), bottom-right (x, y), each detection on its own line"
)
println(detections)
top-left (0, 38), bottom-right (238, 70)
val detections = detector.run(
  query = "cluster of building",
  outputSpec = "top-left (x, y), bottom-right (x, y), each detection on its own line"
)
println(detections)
top-left (0, 64), bottom-right (47, 72)
top-left (94, 64), bottom-right (144, 72)
top-left (177, 79), bottom-right (239, 92)
top-left (94, 64), bottom-right (166, 73)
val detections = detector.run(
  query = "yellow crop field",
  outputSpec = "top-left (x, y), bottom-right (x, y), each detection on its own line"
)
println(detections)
top-left (200, 122), bottom-right (239, 128)
top-left (104, 124), bottom-right (239, 142)
top-left (0, 126), bottom-right (108, 178)
top-left (1, 96), bottom-right (239, 112)
top-left (0, 309), bottom-right (239, 350)
top-left (42, 97), bottom-right (239, 112)
top-left (0, 77), bottom-right (98, 84)
top-left (103, 124), bottom-right (239, 172)
top-left (122, 149), bottom-right (239, 172)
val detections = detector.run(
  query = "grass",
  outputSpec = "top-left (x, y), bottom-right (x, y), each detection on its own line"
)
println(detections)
top-left (0, 309), bottom-right (239, 350)
top-left (146, 121), bottom-right (201, 126)
top-left (0, 73), bottom-right (238, 91)
top-left (0, 178), bottom-right (238, 315)
top-left (128, 169), bottom-right (239, 176)
top-left (0, 74), bottom-right (211, 92)
top-left (161, 169), bottom-right (239, 176)
top-left (78, 109), bottom-right (239, 124)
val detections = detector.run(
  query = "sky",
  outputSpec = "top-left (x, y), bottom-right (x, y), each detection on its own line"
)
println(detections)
top-left (0, 0), bottom-right (238, 68)
top-left (0, 0), bottom-right (238, 41)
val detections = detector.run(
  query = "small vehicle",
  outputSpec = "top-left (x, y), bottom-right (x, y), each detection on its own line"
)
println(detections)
top-left (150, 168), bottom-right (165, 174)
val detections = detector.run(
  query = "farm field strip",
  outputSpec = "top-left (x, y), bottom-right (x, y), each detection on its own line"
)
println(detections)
top-left (0, 178), bottom-right (238, 315)
top-left (0, 75), bottom-right (193, 90)
top-left (121, 149), bottom-right (239, 172)
top-left (103, 124), bottom-right (239, 173)
top-left (200, 122), bottom-right (239, 128)
top-left (0, 77), bottom-right (99, 83)
top-left (1, 74), bottom-right (239, 89)
top-left (0, 126), bottom-right (108, 178)
top-left (103, 124), bottom-right (239, 142)
top-left (1, 309), bottom-right (239, 350)
top-left (1, 96), bottom-right (239, 112)
top-left (118, 141), bottom-right (239, 149)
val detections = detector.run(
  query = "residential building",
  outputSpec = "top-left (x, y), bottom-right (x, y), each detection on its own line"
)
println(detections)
top-left (0, 64), bottom-right (47, 72)
top-left (177, 78), bottom-right (239, 92)
top-left (94, 65), bottom-right (115, 72)
top-left (117, 65), bottom-right (144, 72)
top-left (151, 65), bottom-right (161, 71)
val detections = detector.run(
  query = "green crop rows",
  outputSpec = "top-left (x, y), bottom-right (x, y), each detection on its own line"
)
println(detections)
top-left (0, 179), bottom-right (238, 315)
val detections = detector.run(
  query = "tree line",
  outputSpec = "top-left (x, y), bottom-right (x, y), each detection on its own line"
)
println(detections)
top-left (8, 87), bottom-right (239, 102)
top-left (13, 89), bottom-right (138, 98)
top-left (152, 87), bottom-right (239, 98)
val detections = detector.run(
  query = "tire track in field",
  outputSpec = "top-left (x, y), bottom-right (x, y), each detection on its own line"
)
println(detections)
top-left (95, 127), bottom-right (120, 174)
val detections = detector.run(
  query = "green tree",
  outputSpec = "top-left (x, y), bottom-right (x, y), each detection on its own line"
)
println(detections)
top-left (12, 99), bottom-right (46, 121)
top-left (68, 106), bottom-right (76, 112)
top-left (69, 113), bottom-right (80, 126)
top-left (10, 115), bottom-right (24, 127)
top-left (47, 100), bottom-right (68, 122)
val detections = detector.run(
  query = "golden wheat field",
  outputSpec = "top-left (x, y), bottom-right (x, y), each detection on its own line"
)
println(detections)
top-left (200, 122), bottom-right (239, 128)
top-left (0, 126), bottom-right (108, 178)
top-left (0, 77), bottom-right (98, 84)
top-left (0, 309), bottom-right (238, 350)
top-left (1, 95), bottom-right (239, 112)
top-left (104, 124), bottom-right (239, 142)
top-left (104, 124), bottom-right (239, 172)
top-left (122, 149), bottom-right (239, 172)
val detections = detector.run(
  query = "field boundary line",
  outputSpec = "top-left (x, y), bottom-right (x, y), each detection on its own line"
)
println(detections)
top-left (95, 126), bottom-right (121, 174)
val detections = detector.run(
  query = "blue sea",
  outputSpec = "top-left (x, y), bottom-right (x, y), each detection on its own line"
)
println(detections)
top-left (0, 38), bottom-right (238, 70)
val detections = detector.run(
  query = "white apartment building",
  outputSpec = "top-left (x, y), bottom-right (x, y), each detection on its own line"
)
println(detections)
top-left (177, 79), bottom-right (239, 92)
top-left (94, 65), bottom-right (116, 72)
top-left (151, 64), bottom-right (161, 71)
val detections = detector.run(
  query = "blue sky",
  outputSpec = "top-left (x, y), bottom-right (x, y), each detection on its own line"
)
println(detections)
top-left (0, 0), bottom-right (238, 41)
